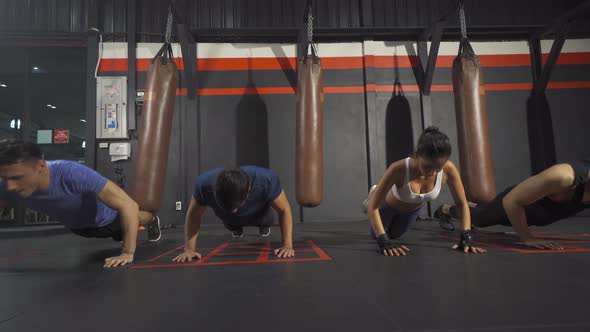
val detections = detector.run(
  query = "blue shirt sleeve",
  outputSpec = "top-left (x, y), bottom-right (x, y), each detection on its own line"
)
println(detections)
top-left (62, 162), bottom-right (109, 195)
top-left (193, 175), bottom-right (205, 204)
top-left (267, 169), bottom-right (283, 202)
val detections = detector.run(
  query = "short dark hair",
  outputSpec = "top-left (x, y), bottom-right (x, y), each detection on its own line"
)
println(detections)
top-left (416, 126), bottom-right (452, 160)
top-left (0, 139), bottom-right (43, 167)
top-left (214, 167), bottom-right (250, 211)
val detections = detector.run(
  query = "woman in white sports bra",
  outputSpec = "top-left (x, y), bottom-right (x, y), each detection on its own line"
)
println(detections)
top-left (362, 127), bottom-right (485, 257)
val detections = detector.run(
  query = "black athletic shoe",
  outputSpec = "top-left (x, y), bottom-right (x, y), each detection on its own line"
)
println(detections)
top-left (147, 216), bottom-right (162, 242)
top-left (231, 227), bottom-right (244, 238)
top-left (259, 226), bottom-right (271, 237)
top-left (434, 204), bottom-right (455, 232)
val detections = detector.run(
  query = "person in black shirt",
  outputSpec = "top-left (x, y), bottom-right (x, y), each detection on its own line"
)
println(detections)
top-left (436, 160), bottom-right (590, 250)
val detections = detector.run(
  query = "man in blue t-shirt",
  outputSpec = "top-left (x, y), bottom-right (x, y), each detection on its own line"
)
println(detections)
top-left (173, 166), bottom-right (295, 262)
top-left (0, 140), bottom-right (162, 268)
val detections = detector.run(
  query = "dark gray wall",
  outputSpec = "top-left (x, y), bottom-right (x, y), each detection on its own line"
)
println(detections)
top-left (548, 84), bottom-right (590, 216)
top-left (550, 89), bottom-right (590, 163)
top-left (92, 39), bottom-right (590, 225)
top-left (303, 92), bottom-right (368, 222)
top-left (365, 42), bottom-right (424, 186)
top-left (99, 61), bottom-right (370, 225)
top-left (197, 71), bottom-right (369, 223)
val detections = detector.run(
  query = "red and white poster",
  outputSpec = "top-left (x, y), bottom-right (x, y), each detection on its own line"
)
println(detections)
top-left (53, 129), bottom-right (70, 144)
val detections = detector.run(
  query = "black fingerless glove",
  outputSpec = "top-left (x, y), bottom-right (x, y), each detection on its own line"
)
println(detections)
top-left (456, 229), bottom-right (474, 250)
top-left (376, 234), bottom-right (396, 250)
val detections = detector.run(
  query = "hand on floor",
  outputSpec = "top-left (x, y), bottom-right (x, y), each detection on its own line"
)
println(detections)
top-left (173, 249), bottom-right (202, 262)
top-left (382, 245), bottom-right (410, 256)
top-left (452, 244), bottom-right (487, 254)
top-left (104, 253), bottom-right (134, 268)
top-left (522, 238), bottom-right (563, 250)
top-left (453, 230), bottom-right (485, 254)
top-left (274, 246), bottom-right (295, 258)
top-left (376, 234), bottom-right (410, 257)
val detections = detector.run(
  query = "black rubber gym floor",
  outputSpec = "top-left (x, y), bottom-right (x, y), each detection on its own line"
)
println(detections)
top-left (1, 217), bottom-right (590, 332)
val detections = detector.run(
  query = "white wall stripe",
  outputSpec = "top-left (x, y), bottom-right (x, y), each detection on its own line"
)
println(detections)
top-left (196, 43), bottom-right (295, 58)
top-left (100, 39), bottom-right (590, 60)
top-left (364, 39), bottom-right (590, 56)
top-left (102, 42), bottom-right (183, 59)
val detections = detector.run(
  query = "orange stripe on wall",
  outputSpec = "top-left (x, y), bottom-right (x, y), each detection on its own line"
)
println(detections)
top-left (195, 57), bottom-right (364, 70)
top-left (195, 56), bottom-right (364, 70)
top-left (99, 59), bottom-right (128, 72)
top-left (195, 53), bottom-right (590, 70)
top-left (364, 84), bottom-right (450, 92)
top-left (484, 81), bottom-right (590, 90)
top-left (136, 58), bottom-right (185, 71)
top-left (197, 57), bottom-right (296, 71)
top-left (197, 87), bottom-right (296, 95)
top-left (547, 81), bottom-right (590, 89)
top-left (99, 56), bottom-right (389, 71)
top-left (164, 81), bottom-right (590, 96)
top-left (323, 86), bottom-right (365, 93)
top-left (366, 82), bottom-right (590, 93)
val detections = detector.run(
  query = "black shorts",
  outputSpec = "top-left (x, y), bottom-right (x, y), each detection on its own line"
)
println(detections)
top-left (471, 185), bottom-right (558, 228)
top-left (69, 216), bottom-right (123, 241)
top-left (470, 186), bottom-right (513, 228)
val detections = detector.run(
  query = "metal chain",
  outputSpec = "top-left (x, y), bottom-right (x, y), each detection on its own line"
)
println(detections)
top-left (307, 9), bottom-right (314, 45)
top-left (459, 2), bottom-right (467, 39)
top-left (165, 7), bottom-right (174, 43)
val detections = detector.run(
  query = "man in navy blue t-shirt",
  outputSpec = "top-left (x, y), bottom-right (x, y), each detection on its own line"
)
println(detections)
top-left (173, 166), bottom-right (295, 261)
top-left (0, 140), bottom-right (162, 268)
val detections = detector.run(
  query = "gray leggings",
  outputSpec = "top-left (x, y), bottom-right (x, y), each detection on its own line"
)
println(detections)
top-left (370, 201), bottom-right (423, 239)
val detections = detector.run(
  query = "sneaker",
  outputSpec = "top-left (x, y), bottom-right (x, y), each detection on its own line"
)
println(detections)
top-left (434, 204), bottom-right (455, 232)
top-left (259, 225), bottom-right (271, 237)
top-left (231, 227), bottom-right (244, 238)
top-left (362, 185), bottom-right (377, 214)
top-left (147, 216), bottom-right (162, 242)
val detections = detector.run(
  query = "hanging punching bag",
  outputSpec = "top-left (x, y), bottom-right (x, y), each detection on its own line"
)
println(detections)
top-left (132, 42), bottom-right (179, 211)
top-left (452, 38), bottom-right (496, 203)
top-left (386, 81), bottom-right (413, 166)
top-left (296, 45), bottom-right (324, 207)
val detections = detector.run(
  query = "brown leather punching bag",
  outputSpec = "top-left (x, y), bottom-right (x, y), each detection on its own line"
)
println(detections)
top-left (295, 49), bottom-right (324, 207)
top-left (452, 39), bottom-right (496, 203)
top-left (132, 43), bottom-right (179, 211)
